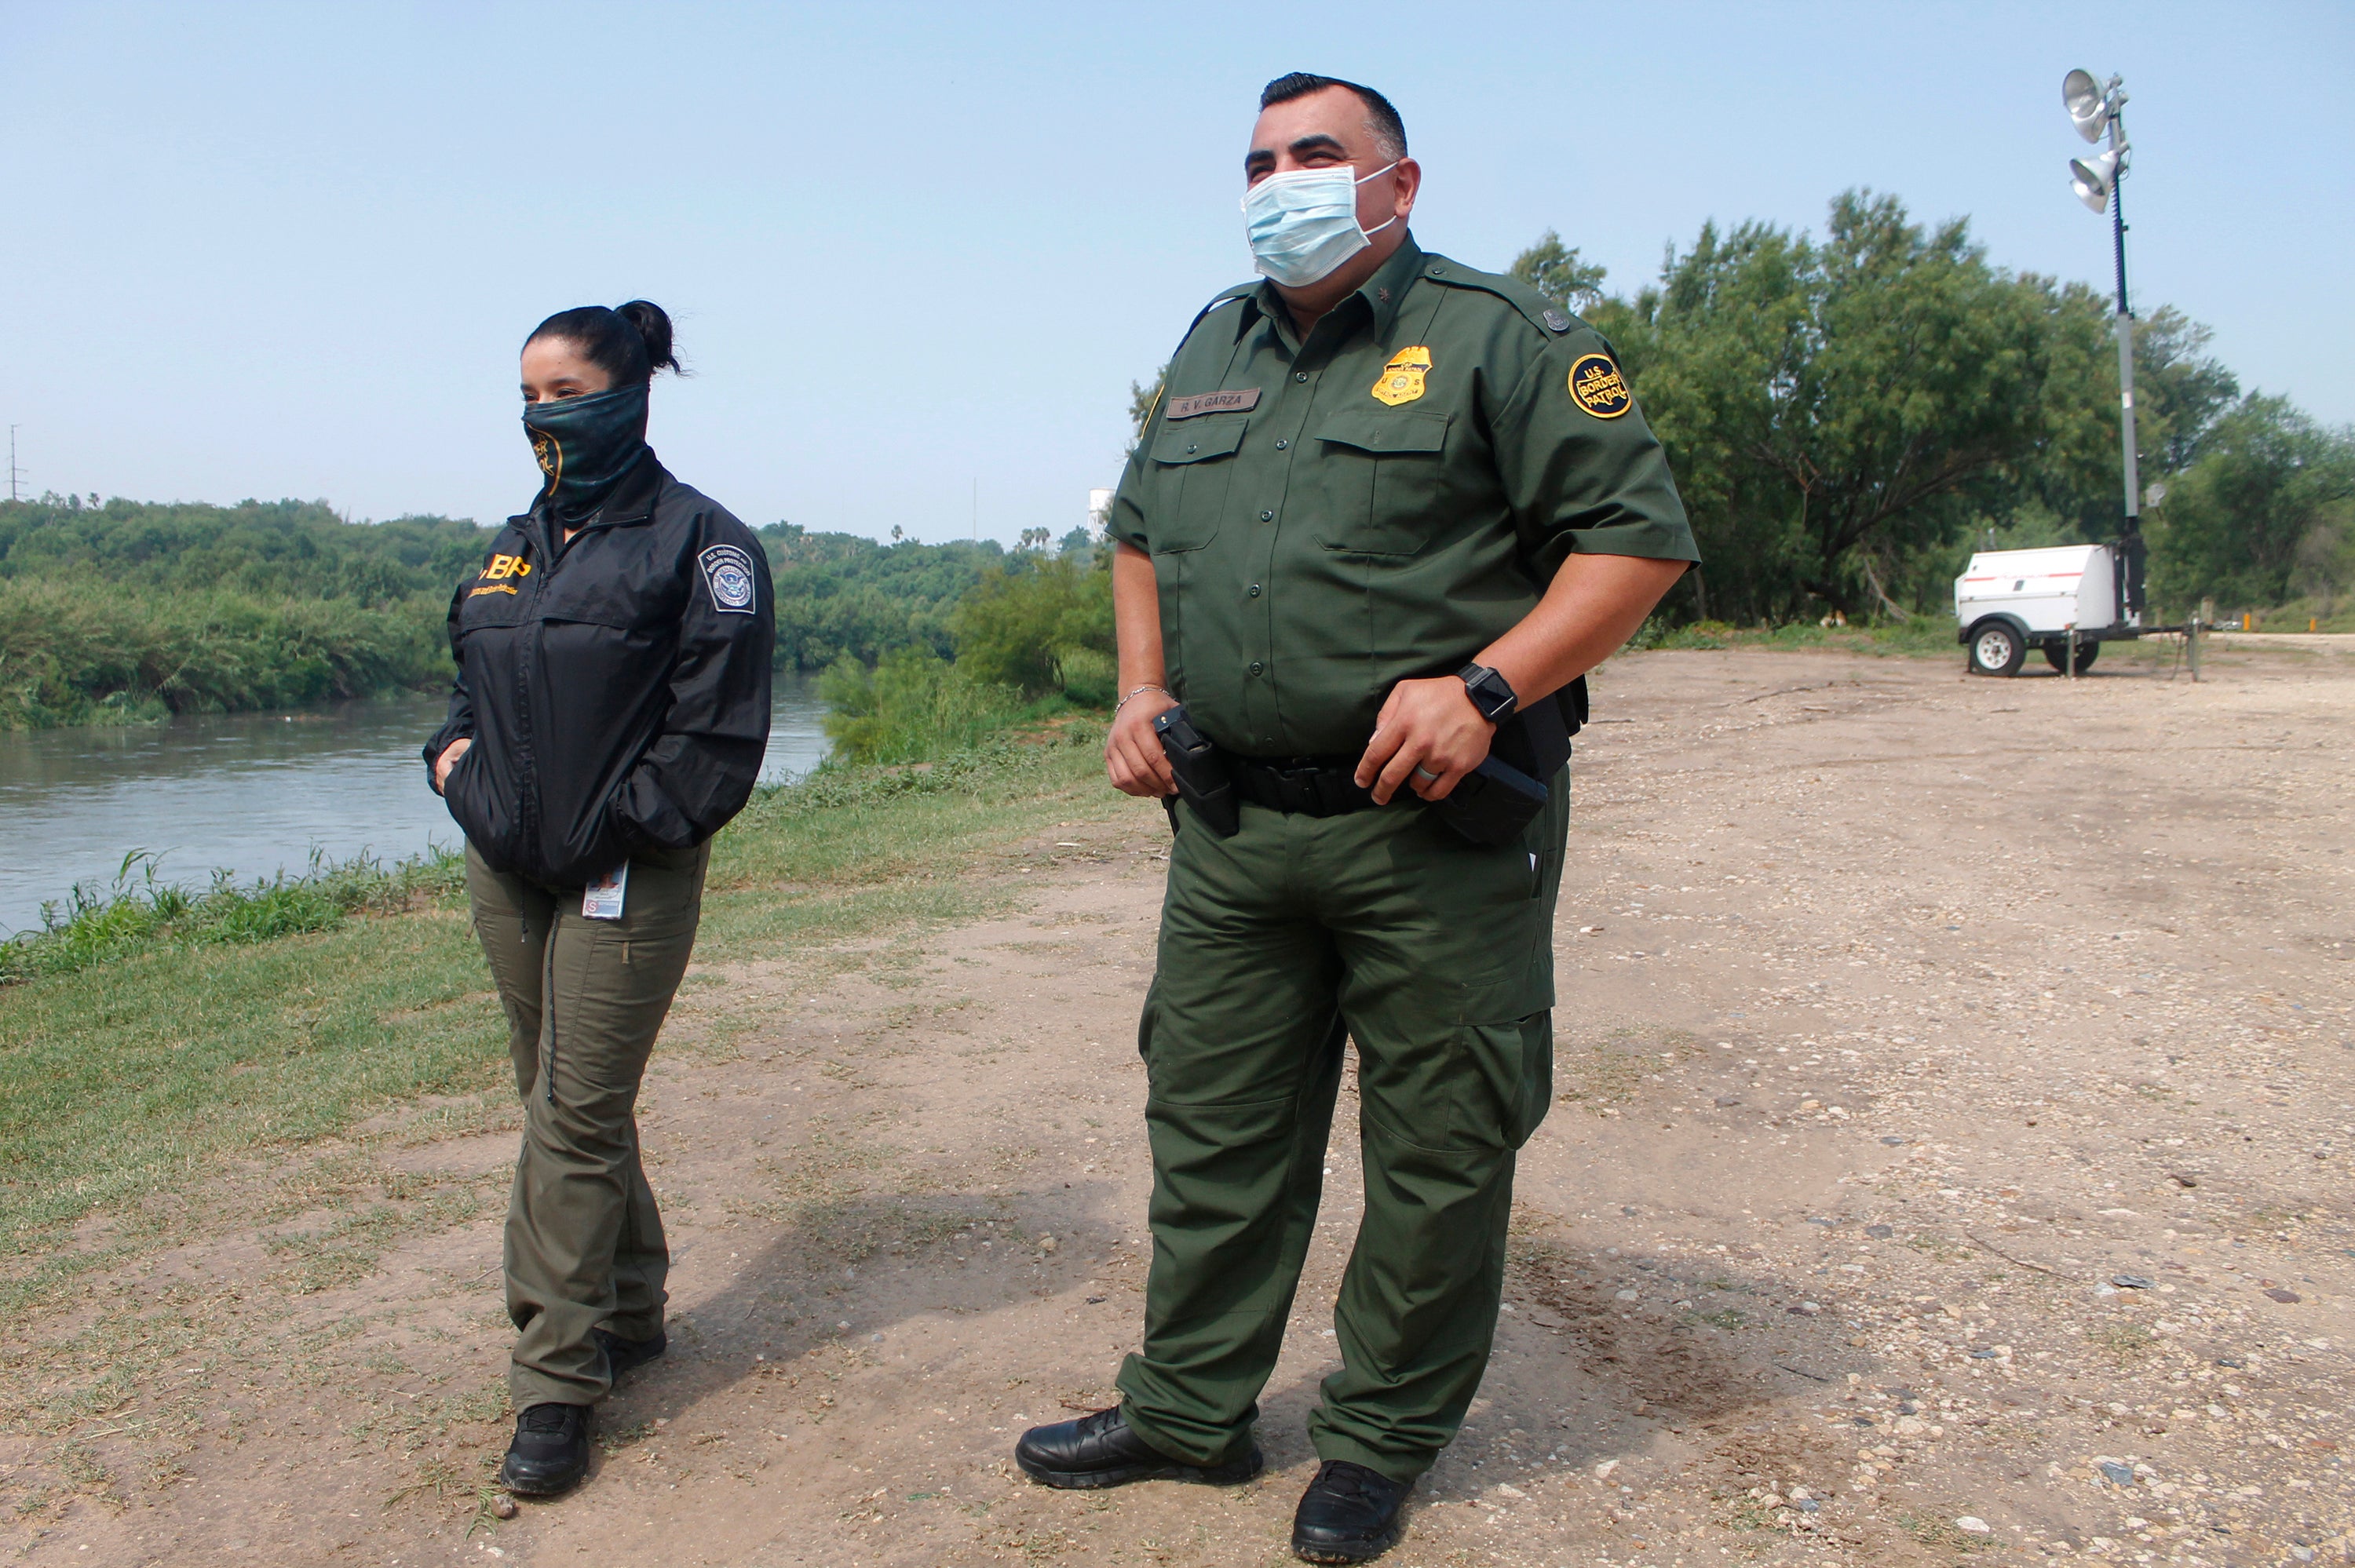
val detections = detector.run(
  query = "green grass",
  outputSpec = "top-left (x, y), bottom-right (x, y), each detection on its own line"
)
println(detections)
top-left (2231, 595), bottom-right (2355, 633)
top-left (0, 720), bottom-right (1128, 1318)
top-left (1895, 1511), bottom-right (1999, 1552)
top-left (1629, 614), bottom-right (1963, 658)
top-left (2087, 1320), bottom-right (2160, 1361)
top-left (0, 846), bottom-right (466, 983)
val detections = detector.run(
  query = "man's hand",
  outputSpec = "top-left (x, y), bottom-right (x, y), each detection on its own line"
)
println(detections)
top-left (433, 736), bottom-right (473, 795)
top-left (1104, 688), bottom-right (1179, 798)
top-left (1353, 676), bottom-right (1493, 805)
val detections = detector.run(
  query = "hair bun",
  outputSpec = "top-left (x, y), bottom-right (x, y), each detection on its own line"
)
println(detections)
top-left (616, 300), bottom-right (681, 375)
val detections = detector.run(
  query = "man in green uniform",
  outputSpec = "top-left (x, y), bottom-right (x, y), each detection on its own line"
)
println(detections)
top-left (1013, 73), bottom-right (1696, 1562)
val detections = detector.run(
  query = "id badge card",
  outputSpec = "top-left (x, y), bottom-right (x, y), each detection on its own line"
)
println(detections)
top-left (582, 863), bottom-right (628, 921)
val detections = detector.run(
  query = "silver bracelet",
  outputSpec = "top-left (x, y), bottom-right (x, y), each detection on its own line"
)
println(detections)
top-left (1114, 683), bottom-right (1170, 716)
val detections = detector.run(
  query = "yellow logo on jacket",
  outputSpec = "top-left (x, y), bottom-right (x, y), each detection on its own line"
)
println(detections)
top-left (479, 552), bottom-right (532, 581)
top-left (1568, 352), bottom-right (1633, 418)
top-left (1371, 345), bottom-right (1432, 406)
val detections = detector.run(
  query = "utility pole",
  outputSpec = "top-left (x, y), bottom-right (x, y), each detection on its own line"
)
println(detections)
top-left (6, 425), bottom-right (22, 504)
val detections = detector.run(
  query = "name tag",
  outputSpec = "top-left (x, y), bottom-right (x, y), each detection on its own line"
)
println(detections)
top-left (582, 864), bottom-right (628, 920)
top-left (1164, 388), bottom-right (1261, 420)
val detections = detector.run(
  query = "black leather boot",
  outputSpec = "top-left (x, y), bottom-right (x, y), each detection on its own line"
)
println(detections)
top-left (499, 1402), bottom-right (593, 1497)
top-left (1014, 1406), bottom-right (1263, 1490)
top-left (1291, 1460), bottom-right (1409, 1563)
top-left (595, 1327), bottom-right (667, 1381)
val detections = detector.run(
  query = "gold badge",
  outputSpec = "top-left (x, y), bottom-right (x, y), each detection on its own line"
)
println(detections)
top-left (1371, 345), bottom-right (1432, 406)
top-left (1568, 352), bottom-right (1633, 418)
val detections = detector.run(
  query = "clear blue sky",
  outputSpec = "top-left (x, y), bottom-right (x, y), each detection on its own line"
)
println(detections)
top-left (2, 1), bottom-right (2347, 545)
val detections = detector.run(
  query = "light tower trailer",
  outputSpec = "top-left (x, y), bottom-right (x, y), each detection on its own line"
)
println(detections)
top-left (1954, 542), bottom-right (2200, 676)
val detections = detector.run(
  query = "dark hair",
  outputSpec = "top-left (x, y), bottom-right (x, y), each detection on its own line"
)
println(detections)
top-left (1260, 72), bottom-right (1407, 159)
top-left (524, 300), bottom-right (682, 384)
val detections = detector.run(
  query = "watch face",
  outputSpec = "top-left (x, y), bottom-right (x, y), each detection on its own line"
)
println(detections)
top-left (1463, 666), bottom-right (1514, 719)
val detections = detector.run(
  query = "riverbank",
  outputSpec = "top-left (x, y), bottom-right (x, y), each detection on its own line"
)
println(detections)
top-left (0, 579), bottom-right (448, 730)
top-left (0, 724), bottom-right (1111, 1311)
top-left (5, 641), bottom-right (2351, 1564)
top-left (0, 684), bottom-right (835, 938)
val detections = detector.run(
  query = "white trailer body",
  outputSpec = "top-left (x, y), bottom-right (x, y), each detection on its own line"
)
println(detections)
top-left (1954, 545), bottom-right (2118, 634)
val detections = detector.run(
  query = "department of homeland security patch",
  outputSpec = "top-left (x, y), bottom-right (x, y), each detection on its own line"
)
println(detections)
top-left (699, 544), bottom-right (758, 613)
top-left (1567, 352), bottom-right (1633, 419)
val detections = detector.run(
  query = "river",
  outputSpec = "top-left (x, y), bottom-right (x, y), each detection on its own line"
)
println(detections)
top-left (0, 678), bottom-right (832, 937)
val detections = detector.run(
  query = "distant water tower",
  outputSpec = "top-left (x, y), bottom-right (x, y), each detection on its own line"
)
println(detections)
top-left (1088, 488), bottom-right (1113, 530)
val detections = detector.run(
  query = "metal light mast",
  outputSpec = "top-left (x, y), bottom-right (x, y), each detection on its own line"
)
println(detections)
top-left (2062, 68), bottom-right (2144, 624)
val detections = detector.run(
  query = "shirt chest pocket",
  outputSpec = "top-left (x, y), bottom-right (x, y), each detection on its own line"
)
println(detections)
top-left (1145, 418), bottom-right (1247, 552)
top-left (457, 574), bottom-right (531, 632)
top-left (1311, 409), bottom-right (1453, 556)
top-left (536, 574), bottom-right (684, 638)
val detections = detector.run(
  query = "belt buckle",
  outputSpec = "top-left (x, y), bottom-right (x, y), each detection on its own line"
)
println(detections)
top-left (1269, 761), bottom-right (1325, 815)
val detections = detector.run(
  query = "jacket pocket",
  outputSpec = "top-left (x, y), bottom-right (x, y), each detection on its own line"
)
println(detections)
top-left (1311, 409), bottom-right (1452, 556)
top-left (1145, 418), bottom-right (1247, 552)
top-left (440, 740), bottom-right (513, 868)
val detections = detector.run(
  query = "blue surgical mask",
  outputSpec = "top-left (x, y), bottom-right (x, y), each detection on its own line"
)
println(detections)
top-left (1241, 161), bottom-right (1400, 287)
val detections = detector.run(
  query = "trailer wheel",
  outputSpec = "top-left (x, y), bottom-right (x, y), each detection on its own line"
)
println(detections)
top-left (1967, 621), bottom-right (2026, 676)
top-left (2043, 640), bottom-right (2100, 674)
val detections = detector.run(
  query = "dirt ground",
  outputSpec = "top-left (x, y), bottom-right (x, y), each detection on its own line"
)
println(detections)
top-left (15, 635), bottom-right (2355, 1567)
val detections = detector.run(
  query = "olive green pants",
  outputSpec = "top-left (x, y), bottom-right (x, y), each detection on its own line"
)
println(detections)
top-left (1115, 779), bottom-right (1567, 1484)
top-left (465, 841), bottom-right (708, 1411)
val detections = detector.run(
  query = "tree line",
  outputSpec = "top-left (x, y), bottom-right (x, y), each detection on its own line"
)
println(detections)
top-left (0, 494), bottom-right (1109, 729)
top-left (9, 188), bottom-right (2345, 730)
top-left (1508, 189), bottom-right (2353, 626)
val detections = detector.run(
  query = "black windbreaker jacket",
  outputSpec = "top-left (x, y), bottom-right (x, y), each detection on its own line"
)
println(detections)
top-left (424, 453), bottom-right (775, 886)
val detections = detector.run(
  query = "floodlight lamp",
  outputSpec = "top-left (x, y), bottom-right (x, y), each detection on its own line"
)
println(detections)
top-left (2063, 67), bottom-right (2109, 142)
top-left (2069, 148), bottom-right (2121, 213)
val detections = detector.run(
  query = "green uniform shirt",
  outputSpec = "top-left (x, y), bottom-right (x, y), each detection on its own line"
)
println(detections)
top-left (1111, 234), bottom-right (1697, 757)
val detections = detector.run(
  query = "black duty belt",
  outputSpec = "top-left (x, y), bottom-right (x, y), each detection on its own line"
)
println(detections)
top-left (1154, 680), bottom-right (1588, 845)
top-left (1226, 755), bottom-right (1382, 818)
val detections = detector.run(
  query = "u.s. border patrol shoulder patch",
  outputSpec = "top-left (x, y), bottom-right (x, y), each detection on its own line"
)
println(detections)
top-left (699, 544), bottom-right (758, 614)
top-left (1567, 352), bottom-right (1633, 419)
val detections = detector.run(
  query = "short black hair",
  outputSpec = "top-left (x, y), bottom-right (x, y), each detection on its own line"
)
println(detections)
top-left (1259, 72), bottom-right (1407, 159)
top-left (524, 301), bottom-right (682, 385)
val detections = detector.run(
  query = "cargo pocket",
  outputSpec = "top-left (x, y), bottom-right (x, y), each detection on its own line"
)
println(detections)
top-left (1454, 1012), bottom-right (1554, 1149)
top-left (1311, 409), bottom-right (1451, 556)
top-left (1146, 418), bottom-right (1247, 552)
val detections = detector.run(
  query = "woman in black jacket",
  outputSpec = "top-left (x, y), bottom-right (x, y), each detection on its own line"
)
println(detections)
top-left (425, 301), bottom-right (774, 1498)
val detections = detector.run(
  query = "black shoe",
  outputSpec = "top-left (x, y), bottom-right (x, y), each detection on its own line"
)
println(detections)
top-left (1014, 1406), bottom-right (1263, 1490)
top-left (499, 1403), bottom-right (592, 1497)
top-left (595, 1327), bottom-right (666, 1381)
top-left (1291, 1460), bottom-right (1409, 1563)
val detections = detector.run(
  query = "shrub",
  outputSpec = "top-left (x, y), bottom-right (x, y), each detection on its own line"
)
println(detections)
top-left (949, 556), bottom-right (1114, 697)
top-left (820, 648), bottom-right (1040, 764)
top-left (0, 578), bottom-right (447, 729)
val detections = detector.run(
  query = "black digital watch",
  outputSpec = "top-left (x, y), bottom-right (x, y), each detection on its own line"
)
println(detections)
top-left (1456, 662), bottom-right (1518, 724)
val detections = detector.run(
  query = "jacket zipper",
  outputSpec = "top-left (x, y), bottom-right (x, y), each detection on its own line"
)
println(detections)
top-left (516, 501), bottom-right (632, 1106)
top-left (520, 516), bottom-right (552, 1101)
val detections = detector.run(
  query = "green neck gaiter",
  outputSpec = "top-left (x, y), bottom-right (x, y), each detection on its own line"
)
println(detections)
top-left (522, 382), bottom-right (649, 523)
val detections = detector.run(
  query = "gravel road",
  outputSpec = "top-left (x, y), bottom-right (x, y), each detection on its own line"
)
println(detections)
top-left (27, 637), bottom-right (2351, 1566)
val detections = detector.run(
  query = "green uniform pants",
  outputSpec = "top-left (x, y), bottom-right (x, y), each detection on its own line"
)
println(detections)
top-left (465, 841), bottom-right (709, 1411)
top-left (1115, 779), bottom-right (1568, 1484)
